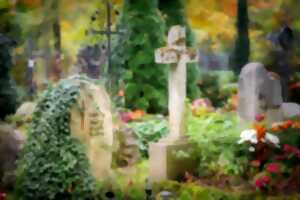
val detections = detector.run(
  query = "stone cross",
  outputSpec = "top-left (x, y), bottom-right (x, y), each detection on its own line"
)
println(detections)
top-left (155, 26), bottom-right (198, 140)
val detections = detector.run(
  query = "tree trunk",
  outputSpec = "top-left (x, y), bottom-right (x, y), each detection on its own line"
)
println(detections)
top-left (232, 0), bottom-right (250, 74)
top-left (51, 0), bottom-right (62, 82)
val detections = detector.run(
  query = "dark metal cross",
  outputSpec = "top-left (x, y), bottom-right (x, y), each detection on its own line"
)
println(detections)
top-left (25, 37), bottom-right (36, 97)
top-left (89, 1), bottom-right (124, 77)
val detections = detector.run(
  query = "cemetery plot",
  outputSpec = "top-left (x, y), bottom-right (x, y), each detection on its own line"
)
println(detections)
top-left (1, 0), bottom-right (300, 199)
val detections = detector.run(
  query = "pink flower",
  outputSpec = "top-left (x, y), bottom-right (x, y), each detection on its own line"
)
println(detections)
top-left (120, 112), bottom-right (132, 123)
top-left (255, 114), bottom-right (265, 122)
top-left (266, 163), bottom-right (280, 173)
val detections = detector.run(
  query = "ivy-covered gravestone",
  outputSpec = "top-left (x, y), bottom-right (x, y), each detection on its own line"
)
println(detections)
top-left (0, 33), bottom-right (18, 120)
top-left (16, 76), bottom-right (114, 199)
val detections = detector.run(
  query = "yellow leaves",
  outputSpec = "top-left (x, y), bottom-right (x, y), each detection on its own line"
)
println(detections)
top-left (187, 8), bottom-right (235, 45)
top-left (0, 0), bottom-right (11, 9)
top-left (60, 20), bottom-right (72, 32)
top-left (249, 29), bottom-right (264, 38)
top-left (186, 0), bottom-right (236, 49)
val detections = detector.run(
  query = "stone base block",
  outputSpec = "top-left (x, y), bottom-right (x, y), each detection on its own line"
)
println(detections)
top-left (149, 140), bottom-right (197, 183)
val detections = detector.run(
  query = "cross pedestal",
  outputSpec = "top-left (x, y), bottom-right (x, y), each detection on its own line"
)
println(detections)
top-left (149, 26), bottom-right (198, 183)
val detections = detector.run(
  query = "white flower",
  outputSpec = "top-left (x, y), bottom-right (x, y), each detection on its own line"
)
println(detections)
top-left (249, 146), bottom-right (255, 152)
top-left (265, 133), bottom-right (280, 147)
top-left (238, 129), bottom-right (280, 148)
top-left (237, 129), bottom-right (258, 144)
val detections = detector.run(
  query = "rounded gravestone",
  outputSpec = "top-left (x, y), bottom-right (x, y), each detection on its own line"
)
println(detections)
top-left (0, 123), bottom-right (24, 189)
top-left (69, 76), bottom-right (114, 179)
top-left (15, 102), bottom-right (36, 118)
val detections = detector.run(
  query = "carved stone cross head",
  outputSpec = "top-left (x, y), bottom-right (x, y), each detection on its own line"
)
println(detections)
top-left (155, 26), bottom-right (197, 65)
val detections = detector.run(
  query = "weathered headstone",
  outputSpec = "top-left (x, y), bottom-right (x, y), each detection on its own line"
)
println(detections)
top-left (238, 62), bottom-right (300, 124)
top-left (238, 62), bottom-right (283, 123)
top-left (69, 77), bottom-right (114, 179)
top-left (281, 103), bottom-right (300, 118)
top-left (149, 26), bottom-right (197, 182)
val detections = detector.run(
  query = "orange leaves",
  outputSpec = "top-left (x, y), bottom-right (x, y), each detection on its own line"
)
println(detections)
top-left (271, 120), bottom-right (295, 133)
top-left (294, 122), bottom-right (300, 130)
top-left (249, 0), bottom-right (277, 9)
top-left (254, 124), bottom-right (266, 142)
top-left (18, 0), bottom-right (41, 8)
top-left (281, 120), bottom-right (293, 129)
top-left (112, 0), bottom-right (123, 5)
top-left (222, 0), bottom-right (237, 17)
top-left (120, 109), bottom-right (145, 123)
top-left (130, 110), bottom-right (145, 120)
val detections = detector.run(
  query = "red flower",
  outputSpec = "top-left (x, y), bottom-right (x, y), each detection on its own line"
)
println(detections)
top-left (250, 160), bottom-right (261, 167)
top-left (266, 163), bottom-right (280, 173)
top-left (283, 144), bottom-right (296, 154)
top-left (275, 155), bottom-right (286, 161)
top-left (255, 114), bottom-right (265, 122)
top-left (280, 120), bottom-right (293, 129)
top-left (297, 150), bottom-right (300, 159)
top-left (255, 179), bottom-right (264, 188)
top-left (255, 176), bottom-right (270, 189)
top-left (0, 192), bottom-right (6, 200)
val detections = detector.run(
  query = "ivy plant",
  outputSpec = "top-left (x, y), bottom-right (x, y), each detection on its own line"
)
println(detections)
top-left (15, 77), bottom-right (97, 200)
top-left (128, 115), bottom-right (168, 157)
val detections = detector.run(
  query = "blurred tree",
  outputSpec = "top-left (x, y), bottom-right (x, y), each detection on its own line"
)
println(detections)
top-left (231, 0), bottom-right (250, 74)
top-left (0, 34), bottom-right (18, 119)
top-left (158, 0), bottom-right (200, 100)
top-left (114, 0), bottom-right (167, 113)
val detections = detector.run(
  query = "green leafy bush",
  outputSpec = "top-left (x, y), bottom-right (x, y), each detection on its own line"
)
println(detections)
top-left (15, 78), bottom-right (97, 200)
top-left (112, 0), bottom-right (168, 113)
top-left (187, 112), bottom-right (249, 176)
top-left (128, 115), bottom-right (168, 157)
top-left (198, 71), bottom-right (237, 107)
top-left (153, 181), bottom-right (300, 200)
